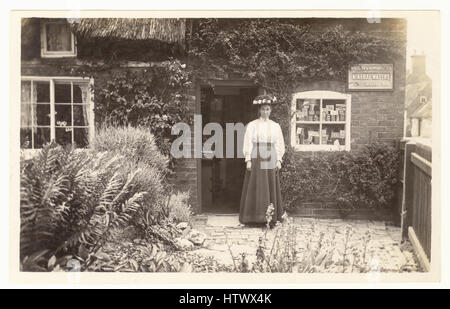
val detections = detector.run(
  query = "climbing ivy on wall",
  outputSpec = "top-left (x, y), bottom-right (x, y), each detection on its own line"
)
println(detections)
top-left (187, 18), bottom-right (405, 133)
top-left (73, 59), bottom-right (192, 156)
top-left (189, 18), bottom-right (403, 90)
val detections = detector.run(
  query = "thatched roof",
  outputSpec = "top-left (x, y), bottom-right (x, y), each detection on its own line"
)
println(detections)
top-left (69, 18), bottom-right (186, 45)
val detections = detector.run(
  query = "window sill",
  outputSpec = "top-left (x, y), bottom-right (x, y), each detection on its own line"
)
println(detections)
top-left (40, 53), bottom-right (77, 59)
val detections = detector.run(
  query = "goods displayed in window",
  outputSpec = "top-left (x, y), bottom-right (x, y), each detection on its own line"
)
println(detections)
top-left (323, 102), bottom-right (346, 122)
top-left (293, 96), bottom-right (349, 150)
top-left (295, 99), bottom-right (320, 122)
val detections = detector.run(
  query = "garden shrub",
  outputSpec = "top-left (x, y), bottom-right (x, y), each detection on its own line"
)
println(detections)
top-left (280, 142), bottom-right (399, 211)
top-left (91, 125), bottom-right (170, 177)
top-left (20, 142), bottom-right (147, 271)
top-left (91, 125), bottom-right (179, 223)
top-left (20, 126), bottom-right (193, 271)
top-left (163, 191), bottom-right (193, 223)
top-left (90, 125), bottom-right (194, 244)
top-left (85, 59), bottom-right (192, 158)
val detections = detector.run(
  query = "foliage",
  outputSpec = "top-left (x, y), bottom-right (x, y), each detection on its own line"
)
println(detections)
top-left (91, 125), bottom-right (171, 226)
top-left (75, 59), bottom-right (192, 157)
top-left (86, 236), bottom-right (232, 273)
top-left (86, 237), bottom-right (188, 272)
top-left (188, 19), bottom-right (404, 94)
top-left (188, 19), bottom-right (406, 142)
top-left (91, 125), bottom-right (170, 177)
top-left (230, 206), bottom-right (417, 273)
top-left (249, 205), bottom-right (297, 272)
top-left (279, 142), bottom-right (400, 210)
top-left (71, 19), bottom-right (405, 161)
top-left (161, 191), bottom-right (193, 224)
top-left (20, 142), bottom-right (147, 271)
top-left (20, 127), bottom-right (192, 272)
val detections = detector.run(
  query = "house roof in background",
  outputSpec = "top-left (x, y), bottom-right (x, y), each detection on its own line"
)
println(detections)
top-left (69, 18), bottom-right (186, 45)
top-left (405, 81), bottom-right (429, 105)
top-left (405, 76), bottom-right (432, 119)
top-left (411, 100), bottom-right (432, 119)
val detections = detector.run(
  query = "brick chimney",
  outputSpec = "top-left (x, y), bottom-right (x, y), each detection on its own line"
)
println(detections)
top-left (411, 54), bottom-right (426, 75)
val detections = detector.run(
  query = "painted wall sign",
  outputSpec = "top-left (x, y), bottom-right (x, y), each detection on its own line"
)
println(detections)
top-left (348, 64), bottom-right (394, 90)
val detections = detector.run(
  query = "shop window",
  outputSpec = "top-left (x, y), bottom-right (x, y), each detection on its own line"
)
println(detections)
top-left (20, 77), bottom-right (93, 149)
top-left (40, 22), bottom-right (77, 58)
top-left (290, 91), bottom-right (351, 151)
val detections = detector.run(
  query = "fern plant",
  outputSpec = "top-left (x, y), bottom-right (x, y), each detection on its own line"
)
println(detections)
top-left (20, 142), bottom-right (147, 271)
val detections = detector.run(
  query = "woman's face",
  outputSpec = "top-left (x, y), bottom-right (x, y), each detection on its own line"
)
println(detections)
top-left (259, 105), bottom-right (272, 119)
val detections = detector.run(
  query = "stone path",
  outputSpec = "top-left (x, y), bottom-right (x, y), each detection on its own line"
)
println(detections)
top-left (188, 214), bottom-right (421, 273)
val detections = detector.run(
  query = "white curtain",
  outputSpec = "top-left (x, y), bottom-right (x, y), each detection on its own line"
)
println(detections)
top-left (21, 81), bottom-right (37, 128)
top-left (78, 83), bottom-right (90, 126)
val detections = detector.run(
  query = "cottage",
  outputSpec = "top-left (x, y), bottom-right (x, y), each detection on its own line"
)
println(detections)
top-left (20, 17), bottom-right (407, 216)
top-left (405, 54), bottom-right (432, 138)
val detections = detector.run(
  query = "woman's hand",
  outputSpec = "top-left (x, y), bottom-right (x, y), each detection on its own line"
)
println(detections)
top-left (276, 160), bottom-right (282, 171)
top-left (246, 161), bottom-right (252, 170)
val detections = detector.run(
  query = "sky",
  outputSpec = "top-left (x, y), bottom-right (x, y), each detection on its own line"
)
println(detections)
top-left (406, 12), bottom-right (440, 81)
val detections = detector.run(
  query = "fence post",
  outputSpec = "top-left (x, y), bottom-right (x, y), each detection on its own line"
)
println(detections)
top-left (401, 140), bottom-right (416, 239)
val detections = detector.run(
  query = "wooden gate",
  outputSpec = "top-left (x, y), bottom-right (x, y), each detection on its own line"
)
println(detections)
top-left (400, 139), bottom-right (432, 271)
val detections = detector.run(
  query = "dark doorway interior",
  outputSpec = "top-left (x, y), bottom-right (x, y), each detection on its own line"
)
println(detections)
top-left (201, 86), bottom-right (258, 213)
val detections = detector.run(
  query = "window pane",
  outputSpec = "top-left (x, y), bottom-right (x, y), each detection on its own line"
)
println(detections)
top-left (55, 127), bottom-right (72, 146)
top-left (323, 124), bottom-right (346, 146)
top-left (55, 83), bottom-right (71, 103)
top-left (73, 105), bottom-right (89, 126)
top-left (34, 127), bottom-right (51, 148)
top-left (74, 128), bottom-right (89, 148)
top-left (36, 104), bottom-right (51, 126)
top-left (296, 99), bottom-right (320, 122)
top-left (322, 99), bottom-right (346, 122)
top-left (36, 82), bottom-right (50, 103)
top-left (46, 23), bottom-right (72, 52)
top-left (55, 104), bottom-right (72, 127)
top-left (295, 124), bottom-right (320, 145)
top-left (73, 83), bottom-right (89, 103)
top-left (21, 81), bottom-right (31, 103)
top-left (20, 128), bottom-right (32, 149)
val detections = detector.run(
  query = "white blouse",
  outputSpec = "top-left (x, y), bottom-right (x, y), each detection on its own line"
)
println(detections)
top-left (243, 117), bottom-right (285, 163)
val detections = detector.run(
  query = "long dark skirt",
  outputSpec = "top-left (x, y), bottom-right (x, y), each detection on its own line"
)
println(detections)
top-left (239, 143), bottom-right (284, 225)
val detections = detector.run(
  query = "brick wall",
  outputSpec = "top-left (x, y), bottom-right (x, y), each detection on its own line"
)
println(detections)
top-left (170, 83), bottom-right (201, 213)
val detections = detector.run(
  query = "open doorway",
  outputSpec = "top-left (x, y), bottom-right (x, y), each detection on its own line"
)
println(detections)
top-left (200, 85), bottom-right (258, 213)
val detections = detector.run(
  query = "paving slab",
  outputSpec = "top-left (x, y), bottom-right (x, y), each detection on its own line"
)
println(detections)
top-left (189, 214), bottom-right (422, 272)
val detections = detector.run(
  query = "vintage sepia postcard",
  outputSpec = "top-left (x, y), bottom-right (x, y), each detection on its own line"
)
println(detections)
top-left (9, 9), bottom-right (442, 286)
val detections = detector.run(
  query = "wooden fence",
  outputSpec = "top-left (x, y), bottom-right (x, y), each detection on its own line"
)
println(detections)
top-left (399, 139), bottom-right (432, 271)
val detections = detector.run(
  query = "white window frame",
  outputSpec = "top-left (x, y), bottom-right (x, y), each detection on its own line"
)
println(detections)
top-left (290, 90), bottom-right (352, 151)
top-left (20, 76), bottom-right (94, 149)
top-left (40, 22), bottom-right (77, 58)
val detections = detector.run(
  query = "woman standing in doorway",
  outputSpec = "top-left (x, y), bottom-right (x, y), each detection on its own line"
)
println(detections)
top-left (239, 94), bottom-right (285, 226)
